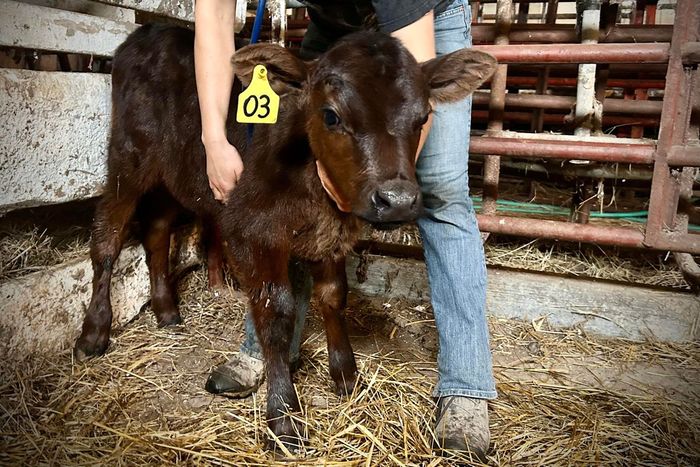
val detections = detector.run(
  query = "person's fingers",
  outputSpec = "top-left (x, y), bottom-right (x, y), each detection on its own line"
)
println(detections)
top-left (225, 181), bottom-right (236, 203)
top-left (219, 179), bottom-right (236, 203)
top-left (223, 180), bottom-right (234, 195)
top-left (210, 183), bottom-right (224, 202)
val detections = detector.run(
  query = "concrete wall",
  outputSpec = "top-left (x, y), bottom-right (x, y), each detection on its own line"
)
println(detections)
top-left (0, 245), bottom-right (150, 359)
top-left (348, 255), bottom-right (700, 343)
top-left (0, 69), bottom-right (111, 212)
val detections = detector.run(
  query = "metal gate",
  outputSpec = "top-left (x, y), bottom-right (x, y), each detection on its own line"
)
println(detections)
top-left (467, 0), bottom-right (699, 254)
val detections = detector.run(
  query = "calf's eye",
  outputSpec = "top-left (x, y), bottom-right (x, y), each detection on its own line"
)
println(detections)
top-left (415, 112), bottom-right (431, 132)
top-left (322, 108), bottom-right (341, 129)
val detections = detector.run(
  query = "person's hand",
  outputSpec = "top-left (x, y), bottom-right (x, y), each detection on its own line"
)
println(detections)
top-left (204, 139), bottom-right (244, 202)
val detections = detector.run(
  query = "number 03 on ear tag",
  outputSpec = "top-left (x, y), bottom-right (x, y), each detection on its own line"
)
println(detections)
top-left (236, 65), bottom-right (280, 124)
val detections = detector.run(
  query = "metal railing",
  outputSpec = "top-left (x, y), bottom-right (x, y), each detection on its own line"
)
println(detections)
top-left (468, 0), bottom-right (699, 254)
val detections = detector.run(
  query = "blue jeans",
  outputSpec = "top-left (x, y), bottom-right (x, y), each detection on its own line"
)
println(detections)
top-left (240, 0), bottom-right (496, 400)
top-left (418, 0), bottom-right (496, 399)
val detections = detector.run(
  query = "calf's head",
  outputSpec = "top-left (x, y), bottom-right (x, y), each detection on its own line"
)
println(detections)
top-left (233, 33), bottom-right (496, 229)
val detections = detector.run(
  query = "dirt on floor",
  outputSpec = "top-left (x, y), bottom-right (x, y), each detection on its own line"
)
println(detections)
top-left (1, 267), bottom-right (699, 466)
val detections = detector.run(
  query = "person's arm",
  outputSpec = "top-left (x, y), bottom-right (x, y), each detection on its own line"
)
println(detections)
top-left (390, 12), bottom-right (436, 158)
top-left (195, 0), bottom-right (243, 202)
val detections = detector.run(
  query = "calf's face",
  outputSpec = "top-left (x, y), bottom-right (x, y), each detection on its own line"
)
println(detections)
top-left (233, 33), bottom-right (497, 229)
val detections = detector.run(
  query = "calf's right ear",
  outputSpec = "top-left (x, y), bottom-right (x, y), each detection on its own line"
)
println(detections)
top-left (232, 43), bottom-right (308, 95)
top-left (421, 49), bottom-right (497, 104)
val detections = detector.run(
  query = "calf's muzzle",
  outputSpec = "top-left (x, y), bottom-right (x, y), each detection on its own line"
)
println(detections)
top-left (365, 178), bottom-right (422, 229)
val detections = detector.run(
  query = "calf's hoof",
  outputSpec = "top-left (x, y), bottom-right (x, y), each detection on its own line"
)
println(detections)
top-left (73, 334), bottom-right (109, 361)
top-left (266, 417), bottom-right (305, 457)
top-left (207, 271), bottom-right (225, 292)
top-left (155, 310), bottom-right (182, 327)
top-left (334, 373), bottom-right (360, 397)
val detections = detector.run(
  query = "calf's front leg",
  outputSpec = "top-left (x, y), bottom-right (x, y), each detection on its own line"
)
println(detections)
top-left (310, 257), bottom-right (358, 396)
top-left (246, 255), bottom-right (304, 453)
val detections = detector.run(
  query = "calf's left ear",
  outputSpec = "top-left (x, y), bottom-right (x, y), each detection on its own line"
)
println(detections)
top-left (421, 49), bottom-right (497, 103)
top-left (232, 43), bottom-right (308, 95)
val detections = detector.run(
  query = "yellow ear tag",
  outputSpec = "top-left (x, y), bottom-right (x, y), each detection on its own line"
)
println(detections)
top-left (236, 64), bottom-right (280, 124)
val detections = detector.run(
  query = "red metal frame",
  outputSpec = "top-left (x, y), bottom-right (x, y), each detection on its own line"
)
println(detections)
top-left (471, 0), bottom-right (700, 254)
top-left (644, 0), bottom-right (700, 251)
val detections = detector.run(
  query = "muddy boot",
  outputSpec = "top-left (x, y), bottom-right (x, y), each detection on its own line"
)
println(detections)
top-left (434, 396), bottom-right (490, 461)
top-left (205, 352), bottom-right (265, 397)
top-left (205, 352), bottom-right (302, 397)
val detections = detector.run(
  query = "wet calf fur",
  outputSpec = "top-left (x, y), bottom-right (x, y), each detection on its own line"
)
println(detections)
top-left (74, 24), bottom-right (496, 452)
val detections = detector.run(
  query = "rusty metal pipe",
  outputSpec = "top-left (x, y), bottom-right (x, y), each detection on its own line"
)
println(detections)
top-left (473, 43), bottom-right (670, 64)
top-left (491, 159), bottom-right (655, 181)
top-left (470, 136), bottom-right (656, 164)
top-left (484, 13), bottom-right (578, 20)
top-left (476, 214), bottom-right (646, 249)
top-left (681, 42), bottom-right (700, 65)
top-left (472, 92), bottom-right (664, 115)
top-left (667, 145), bottom-right (700, 167)
top-left (651, 233), bottom-right (700, 254)
top-left (472, 25), bottom-right (673, 45)
top-left (605, 26), bottom-right (674, 44)
top-left (470, 110), bottom-right (660, 127)
top-left (501, 76), bottom-right (666, 89)
top-left (579, 97), bottom-right (663, 115)
top-left (530, 1), bottom-right (558, 133)
top-left (508, 64), bottom-right (669, 75)
top-left (482, 0), bottom-right (514, 216)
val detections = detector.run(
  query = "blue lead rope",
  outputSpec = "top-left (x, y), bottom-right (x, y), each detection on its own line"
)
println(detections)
top-left (250, 0), bottom-right (267, 44)
top-left (246, 0), bottom-right (267, 145)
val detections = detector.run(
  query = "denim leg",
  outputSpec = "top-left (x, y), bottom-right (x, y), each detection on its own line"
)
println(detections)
top-left (240, 260), bottom-right (311, 362)
top-left (416, 0), bottom-right (496, 399)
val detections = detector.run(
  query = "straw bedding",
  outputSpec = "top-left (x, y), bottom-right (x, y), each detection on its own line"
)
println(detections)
top-left (0, 226), bottom-right (88, 280)
top-left (1, 268), bottom-right (698, 466)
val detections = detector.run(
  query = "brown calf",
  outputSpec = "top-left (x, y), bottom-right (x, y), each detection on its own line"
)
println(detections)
top-left (73, 24), bottom-right (496, 452)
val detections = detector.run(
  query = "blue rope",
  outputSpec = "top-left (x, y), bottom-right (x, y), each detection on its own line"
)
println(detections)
top-left (250, 0), bottom-right (267, 44)
top-left (246, 0), bottom-right (267, 145)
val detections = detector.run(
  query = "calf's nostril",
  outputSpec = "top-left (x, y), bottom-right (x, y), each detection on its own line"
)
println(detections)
top-left (372, 190), bottom-right (392, 210)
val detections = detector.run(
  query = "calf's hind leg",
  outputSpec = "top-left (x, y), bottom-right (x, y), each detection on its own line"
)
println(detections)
top-left (74, 192), bottom-right (138, 360)
top-left (202, 219), bottom-right (225, 290)
top-left (310, 258), bottom-right (358, 396)
top-left (138, 191), bottom-right (182, 327)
